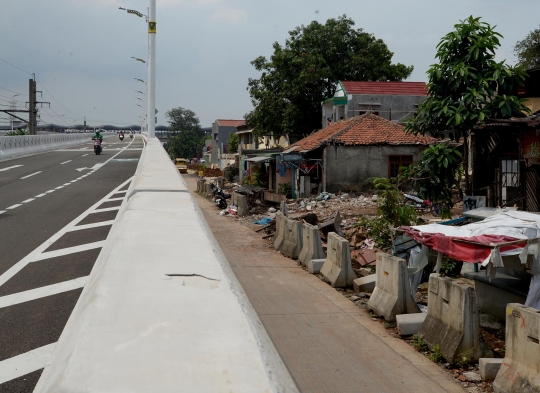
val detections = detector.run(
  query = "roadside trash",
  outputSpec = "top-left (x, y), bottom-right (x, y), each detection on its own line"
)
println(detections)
top-left (316, 192), bottom-right (334, 201)
top-left (372, 195), bottom-right (378, 201)
top-left (268, 207), bottom-right (277, 213)
top-left (228, 205), bottom-right (238, 215)
top-left (219, 210), bottom-right (228, 216)
top-left (254, 217), bottom-right (274, 225)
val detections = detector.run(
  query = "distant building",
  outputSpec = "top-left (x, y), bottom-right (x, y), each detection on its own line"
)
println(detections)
top-left (322, 80), bottom-right (428, 128)
top-left (210, 119), bottom-right (245, 168)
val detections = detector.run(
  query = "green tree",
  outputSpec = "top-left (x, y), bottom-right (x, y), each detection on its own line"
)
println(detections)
top-left (401, 143), bottom-right (463, 219)
top-left (514, 26), bottom-right (540, 69)
top-left (165, 107), bottom-right (205, 159)
top-left (228, 132), bottom-right (238, 154)
top-left (406, 16), bottom-right (529, 142)
top-left (246, 15), bottom-right (413, 138)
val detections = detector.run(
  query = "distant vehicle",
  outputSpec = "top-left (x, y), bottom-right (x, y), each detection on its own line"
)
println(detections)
top-left (175, 158), bottom-right (188, 174)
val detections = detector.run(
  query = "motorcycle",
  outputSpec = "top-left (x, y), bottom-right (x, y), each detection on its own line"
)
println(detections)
top-left (210, 183), bottom-right (227, 210)
top-left (92, 138), bottom-right (102, 155)
top-left (119, 134), bottom-right (124, 141)
top-left (403, 193), bottom-right (442, 216)
top-left (130, 134), bottom-right (133, 139)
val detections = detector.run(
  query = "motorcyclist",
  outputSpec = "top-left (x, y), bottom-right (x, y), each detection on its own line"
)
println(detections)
top-left (92, 130), bottom-right (103, 142)
top-left (119, 131), bottom-right (124, 140)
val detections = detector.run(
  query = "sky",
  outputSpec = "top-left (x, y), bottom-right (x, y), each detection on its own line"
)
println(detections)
top-left (1, 0), bottom-right (539, 129)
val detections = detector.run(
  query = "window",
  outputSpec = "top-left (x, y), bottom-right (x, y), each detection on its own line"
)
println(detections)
top-left (388, 155), bottom-right (413, 178)
top-left (501, 159), bottom-right (520, 204)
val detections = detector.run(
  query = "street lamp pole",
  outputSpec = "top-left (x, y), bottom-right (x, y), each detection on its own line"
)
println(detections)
top-left (148, 0), bottom-right (156, 139)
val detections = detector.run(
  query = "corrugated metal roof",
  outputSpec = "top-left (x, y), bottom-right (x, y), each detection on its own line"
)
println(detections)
top-left (341, 81), bottom-right (428, 96)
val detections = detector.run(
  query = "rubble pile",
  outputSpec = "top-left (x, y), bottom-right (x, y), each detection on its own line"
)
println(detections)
top-left (286, 192), bottom-right (379, 219)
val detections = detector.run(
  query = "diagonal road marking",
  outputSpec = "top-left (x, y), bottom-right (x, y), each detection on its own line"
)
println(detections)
top-left (30, 241), bottom-right (106, 263)
top-left (0, 343), bottom-right (56, 385)
top-left (0, 277), bottom-right (88, 309)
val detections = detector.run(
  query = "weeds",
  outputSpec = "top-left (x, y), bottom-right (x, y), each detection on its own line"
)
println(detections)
top-left (429, 344), bottom-right (445, 363)
top-left (411, 334), bottom-right (429, 352)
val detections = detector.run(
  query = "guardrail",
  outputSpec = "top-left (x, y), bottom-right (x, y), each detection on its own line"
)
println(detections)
top-left (34, 137), bottom-right (299, 392)
top-left (0, 133), bottom-right (111, 162)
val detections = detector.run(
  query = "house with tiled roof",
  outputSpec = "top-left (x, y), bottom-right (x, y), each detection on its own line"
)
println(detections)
top-left (322, 80), bottom-right (428, 128)
top-left (210, 119), bottom-right (246, 168)
top-left (287, 113), bottom-right (434, 194)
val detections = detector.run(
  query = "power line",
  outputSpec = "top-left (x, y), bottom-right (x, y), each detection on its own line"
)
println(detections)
top-left (0, 86), bottom-right (27, 96)
top-left (0, 57), bottom-right (32, 75)
top-left (37, 81), bottom-right (80, 118)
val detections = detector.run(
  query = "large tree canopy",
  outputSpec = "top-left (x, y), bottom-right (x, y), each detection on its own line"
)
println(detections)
top-left (165, 107), bottom-right (204, 159)
top-left (406, 16), bottom-right (529, 141)
top-left (514, 26), bottom-right (540, 70)
top-left (246, 15), bottom-right (413, 138)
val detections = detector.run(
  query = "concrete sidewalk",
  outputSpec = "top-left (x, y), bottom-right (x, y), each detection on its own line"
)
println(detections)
top-left (186, 176), bottom-right (463, 393)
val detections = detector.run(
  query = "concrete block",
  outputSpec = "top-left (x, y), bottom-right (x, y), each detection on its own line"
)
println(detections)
top-left (205, 183), bottom-right (213, 196)
top-left (280, 217), bottom-right (303, 259)
top-left (367, 253), bottom-right (420, 322)
top-left (307, 259), bottom-right (325, 274)
top-left (273, 212), bottom-right (286, 251)
top-left (298, 223), bottom-right (325, 267)
top-left (419, 274), bottom-right (493, 364)
top-left (280, 200), bottom-right (288, 216)
top-left (320, 232), bottom-right (357, 288)
top-left (480, 358), bottom-right (503, 382)
top-left (494, 304), bottom-right (540, 392)
top-left (353, 275), bottom-right (376, 292)
top-left (236, 194), bottom-right (248, 217)
top-left (396, 313), bottom-right (427, 336)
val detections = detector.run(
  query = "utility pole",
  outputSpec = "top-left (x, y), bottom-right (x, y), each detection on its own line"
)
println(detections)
top-left (29, 78), bottom-right (37, 135)
top-left (84, 116), bottom-right (87, 133)
top-left (148, 0), bottom-right (156, 138)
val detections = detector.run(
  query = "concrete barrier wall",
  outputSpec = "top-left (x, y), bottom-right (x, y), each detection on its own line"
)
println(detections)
top-left (35, 138), bottom-right (298, 393)
top-left (419, 274), bottom-right (492, 363)
top-left (0, 134), bottom-right (101, 162)
top-left (320, 232), bottom-right (357, 287)
top-left (274, 212), bottom-right (286, 251)
top-left (298, 223), bottom-right (325, 267)
top-left (280, 217), bottom-right (303, 259)
top-left (367, 253), bottom-right (420, 322)
top-left (493, 303), bottom-right (540, 393)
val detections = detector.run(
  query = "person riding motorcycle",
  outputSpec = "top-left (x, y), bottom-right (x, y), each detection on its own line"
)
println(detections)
top-left (92, 130), bottom-right (103, 142)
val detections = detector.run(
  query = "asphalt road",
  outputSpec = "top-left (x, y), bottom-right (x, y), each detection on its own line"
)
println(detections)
top-left (0, 134), bottom-right (145, 392)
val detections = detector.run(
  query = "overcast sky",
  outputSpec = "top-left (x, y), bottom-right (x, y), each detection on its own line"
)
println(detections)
top-left (1, 0), bottom-right (538, 129)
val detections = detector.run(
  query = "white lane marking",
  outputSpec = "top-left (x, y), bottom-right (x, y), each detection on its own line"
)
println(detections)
top-left (20, 171), bottom-right (42, 179)
top-left (107, 197), bottom-right (125, 202)
top-left (0, 211), bottom-right (5, 215)
top-left (63, 183), bottom-right (71, 186)
top-left (91, 163), bottom-right (104, 170)
top-left (0, 343), bottom-right (56, 385)
top-left (0, 165), bottom-right (23, 172)
top-left (35, 193), bottom-right (46, 198)
top-left (22, 198), bottom-right (35, 203)
top-left (70, 180), bottom-right (78, 183)
top-left (82, 154), bottom-right (89, 157)
top-left (60, 160), bottom-right (72, 165)
top-left (91, 206), bottom-right (121, 213)
top-left (0, 177), bottom-right (132, 288)
top-left (55, 186), bottom-right (64, 190)
top-left (6, 204), bottom-right (22, 210)
top-left (31, 242), bottom-right (105, 263)
top-left (45, 190), bottom-right (55, 193)
top-left (0, 277), bottom-right (88, 309)
top-left (69, 220), bottom-right (115, 232)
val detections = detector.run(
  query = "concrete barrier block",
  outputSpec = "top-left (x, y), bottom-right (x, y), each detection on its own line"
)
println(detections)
top-left (480, 358), bottom-right (503, 382)
top-left (298, 223), bottom-right (325, 267)
top-left (493, 304), bottom-right (540, 392)
top-left (280, 217), bottom-right (303, 259)
top-left (367, 253), bottom-right (420, 322)
top-left (205, 183), bottom-right (213, 196)
top-left (308, 259), bottom-right (325, 274)
top-left (236, 194), bottom-right (248, 217)
top-left (273, 212), bottom-right (286, 251)
top-left (353, 275), bottom-right (376, 292)
top-left (396, 313), bottom-right (426, 336)
top-left (320, 232), bottom-right (357, 287)
top-left (280, 201), bottom-right (288, 216)
top-left (419, 274), bottom-right (492, 364)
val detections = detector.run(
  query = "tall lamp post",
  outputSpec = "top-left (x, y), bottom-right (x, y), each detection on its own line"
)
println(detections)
top-left (120, 1), bottom-right (156, 139)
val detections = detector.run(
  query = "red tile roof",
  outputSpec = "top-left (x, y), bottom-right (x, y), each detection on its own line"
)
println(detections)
top-left (341, 81), bottom-right (428, 96)
top-left (216, 119), bottom-right (246, 127)
top-left (290, 113), bottom-right (434, 152)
